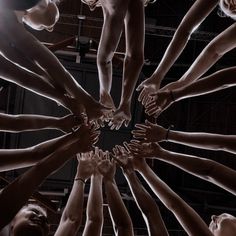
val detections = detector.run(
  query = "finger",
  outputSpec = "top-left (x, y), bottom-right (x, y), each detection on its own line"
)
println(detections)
top-left (134, 123), bottom-right (148, 130)
top-left (138, 88), bottom-right (147, 102)
top-left (145, 120), bottom-right (154, 126)
top-left (145, 100), bottom-right (157, 109)
top-left (136, 82), bottom-right (144, 92)
top-left (142, 94), bottom-right (150, 106)
top-left (124, 119), bottom-right (130, 127)
top-left (123, 142), bottom-right (131, 153)
top-left (115, 121), bottom-right (123, 130)
top-left (146, 107), bottom-right (160, 116)
top-left (112, 147), bottom-right (119, 156)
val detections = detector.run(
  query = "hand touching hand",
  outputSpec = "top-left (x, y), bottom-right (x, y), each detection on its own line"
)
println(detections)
top-left (132, 120), bottom-right (166, 142)
top-left (76, 152), bottom-right (96, 181)
top-left (128, 140), bottom-right (162, 158)
top-left (97, 153), bottom-right (116, 181)
top-left (136, 76), bottom-right (161, 107)
top-left (144, 89), bottom-right (174, 118)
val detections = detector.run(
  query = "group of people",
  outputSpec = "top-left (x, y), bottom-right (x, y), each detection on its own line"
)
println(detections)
top-left (0, 0), bottom-right (235, 235)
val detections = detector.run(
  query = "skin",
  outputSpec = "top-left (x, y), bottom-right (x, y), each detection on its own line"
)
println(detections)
top-left (137, 0), bottom-right (219, 105)
top-left (112, 145), bottom-right (168, 236)
top-left (132, 120), bottom-right (236, 154)
top-left (55, 153), bottom-right (96, 236)
top-left (10, 204), bottom-right (49, 236)
top-left (0, 6), bottom-right (110, 121)
top-left (0, 124), bottom-right (98, 229)
top-left (0, 113), bottom-right (81, 133)
top-left (94, 0), bottom-right (144, 129)
top-left (97, 154), bottom-right (134, 236)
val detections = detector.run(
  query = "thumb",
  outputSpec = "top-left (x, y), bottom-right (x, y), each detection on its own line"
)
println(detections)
top-left (145, 119), bottom-right (154, 126)
top-left (136, 83), bottom-right (144, 91)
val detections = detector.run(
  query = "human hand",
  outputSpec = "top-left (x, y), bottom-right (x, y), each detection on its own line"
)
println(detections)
top-left (74, 124), bottom-right (100, 153)
top-left (127, 140), bottom-right (162, 158)
top-left (112, 144), bottom-right (134, 174)
top-left (136, 76), bottom-right (161, 107)
top-left (76, 152), bottom-right (96, 181)
top-left (132, 120), bottom-right (166, 142)
top-left (108, 103), bottom-right (131, 130)
top-left (144, 89), bottom-right (174, 118)
top-left (99, 92), bottom-right (116, 122)
top-left (97, 153), bottom-right (116, 181)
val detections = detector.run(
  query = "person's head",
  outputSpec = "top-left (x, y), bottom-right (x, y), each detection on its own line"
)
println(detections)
top-left (22, 0), bottom-right (59, 32)
top-left (209, 213), bottom-right (236, 236)
top-left (219, 0), bottom-right (236, 20)
top-left (10, 203), bottom-right (49, 236)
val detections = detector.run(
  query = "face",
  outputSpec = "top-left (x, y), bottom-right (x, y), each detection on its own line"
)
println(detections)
top-left (209, 213), bottom-right (236, 236)
top-left (220, 0), bottom-right (236, 19)
top-left (11, 204), bottom-right (49, 236)
top-left (23, 2), bottom-right (59, 31)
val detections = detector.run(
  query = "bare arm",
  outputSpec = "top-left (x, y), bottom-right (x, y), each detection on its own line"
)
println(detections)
top-left (132, 121), bottom-right (236, 154)
top-left (98, 157), bottom-right (134, 236)
top-left (137, 0), bottom-right (218, 104)
top-left (0, 113), bottom-right (79, 133)
top-left (137, 161), bottom-right (213, 236)
top-left (82, 173), bottom-right (103, 236)
top-left (113, 145), bottom-right (168, 236)
top-left (173, 66), bottom-right (236, 100)
top-left (55, 153), bottom-right (95, 236)
top-left (0, 125), bottom-right (96, 229)
top-left (129, 142), bottom-right (236, 196)
top-left (163, 22), bottom-right (236, 91)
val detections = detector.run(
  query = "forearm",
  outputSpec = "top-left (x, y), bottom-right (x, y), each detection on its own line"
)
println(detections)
top-left (0, 114), bottom-right (63, 132)
top-left (155, 149), bottom-right (236, 195)
top-left (0, 131), bottom-right (74, 172)
top-left (0, 138), bottom-right (80, 229)
top-left (152, 0), bottom-right (217, 84)
top-left (164, 23), bottom-right (236, 91)
top-left (83, 174), bottom-right (103, 236)
top-left (173, 66), bottom-right (236, 101)
top-left (55, 179), bottom-right (85, 236)
top-left (168, 130), bottom-right (236, 154)
top-left (124, 170), bottom-right (168, 236)
top-left (120, 54), bottom-right (143, 106)
top-left (138, 164), bottom-right (212, 236)
top-left (104, 179), bottom-right (133, 236)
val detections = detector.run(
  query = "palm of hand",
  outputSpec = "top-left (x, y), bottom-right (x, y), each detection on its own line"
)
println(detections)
top-left (98, 160), bottom-right (116, 179)
top-left (109, 107), bottom-right (131, 130)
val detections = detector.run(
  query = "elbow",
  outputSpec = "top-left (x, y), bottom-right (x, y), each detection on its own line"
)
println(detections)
top-left (61, 212), bottom-right (82, 227)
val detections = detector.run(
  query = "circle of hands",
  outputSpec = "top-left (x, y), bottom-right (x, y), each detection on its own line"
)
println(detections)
top-left (63, 76), bottom-right (173, 160)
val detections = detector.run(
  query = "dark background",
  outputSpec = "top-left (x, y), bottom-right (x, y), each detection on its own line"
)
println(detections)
top-left (0, 0), bottom-right (236, 235)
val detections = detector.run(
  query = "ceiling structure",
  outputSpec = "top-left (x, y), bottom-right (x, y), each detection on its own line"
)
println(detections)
top-left (0, 0), bottom-right (236, 235)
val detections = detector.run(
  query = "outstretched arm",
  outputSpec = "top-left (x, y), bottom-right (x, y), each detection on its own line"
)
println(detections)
top-left (173, 66), bottom-right (236, 101)
top-left (83, 151), bottom-right (103, 236)
top-left (113, 145), bottom-right (168, 236)
top-left (143, 66), bottom-right (236, 117)
top-left (132, 121), bottom-right (236, 154)
top-left (55, 152), bottom-right (95, 236)
top-left (98, 155), bottom-right (134, 236)
top-left (0, 125), bottom-right (98, 229)
top-left (0, 113), bottom-right (80, 133)
top-left (137, 0), bottom-right (218, 104)
top-left (0, 123), bottom-right (99, 172)
top-left (135, 156), bottom-right (213, 236)
top-left (163, 22), bottom-right (236, 91)
top-left (129, 142), bottom-right (236, 196)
